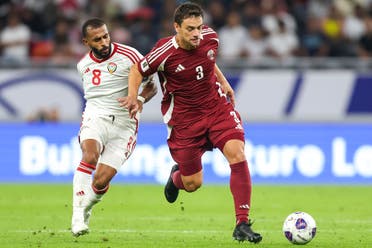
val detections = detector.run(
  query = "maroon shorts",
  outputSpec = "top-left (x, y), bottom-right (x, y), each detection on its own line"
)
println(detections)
top-left (168, 102), bottom-right (245, 176)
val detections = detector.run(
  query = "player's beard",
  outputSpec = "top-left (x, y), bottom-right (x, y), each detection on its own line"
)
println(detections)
top-left (179, 36), bottom-right (200, 50)
top-left (185, 34), bottom-right (200, 50)
top-left (189, 38), bottom-right (200, 49)
top-left (92, 45), bottom-right (111, 59)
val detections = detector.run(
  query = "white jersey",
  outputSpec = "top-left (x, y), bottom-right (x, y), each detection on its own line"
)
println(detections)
top-left (77, 42), bottom-right (149, 116)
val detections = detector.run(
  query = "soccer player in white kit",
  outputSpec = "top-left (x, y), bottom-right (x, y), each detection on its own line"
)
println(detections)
top-left (71, 18), bottom-right (157, 236)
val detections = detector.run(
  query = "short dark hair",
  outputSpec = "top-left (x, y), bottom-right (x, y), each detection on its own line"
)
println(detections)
top-left (82, 18), bottom-right (106, 38)
top-left (174, 2), bottom-right (203, 25)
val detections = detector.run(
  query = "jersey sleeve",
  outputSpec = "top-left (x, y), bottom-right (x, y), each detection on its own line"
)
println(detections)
top-left (76, 53), bottom-right (89, 78)
top-left (202, 25), bottom-right (219, 45)
top-left (135, 52), bottom-right (154, 86)
top-left (129, 45), bottom-right (155, 86)
top-left (137, 38), bottom-right (171, 77)
top-left (76, 60), bottom-right (83, 78)
top-left (116, 43), bottom-right (154, 85)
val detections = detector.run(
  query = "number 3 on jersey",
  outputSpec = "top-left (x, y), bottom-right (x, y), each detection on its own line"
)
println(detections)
top-left (92, 69), bottom-right (101, 85)
top-left (196, 65), bottom-right (204, 80)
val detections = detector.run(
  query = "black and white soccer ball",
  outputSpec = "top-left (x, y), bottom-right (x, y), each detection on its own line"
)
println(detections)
top-left (283, 211), bottom-right (317, 245)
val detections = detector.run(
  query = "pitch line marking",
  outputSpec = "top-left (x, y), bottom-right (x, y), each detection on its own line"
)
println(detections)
top-left (10, 229), bottom-right (230, 234)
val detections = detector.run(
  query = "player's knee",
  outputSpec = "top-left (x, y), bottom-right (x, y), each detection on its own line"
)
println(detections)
top-left (184, 180), bottom-right (202, 192)
top-left (229, 152), bottom-right (246, 163)
top-left (224, 148), bottom-right (246, 164)
top-left (223, 140), bottom-right (246, 163)
top-left (82, 151), bottom-right (99, 165)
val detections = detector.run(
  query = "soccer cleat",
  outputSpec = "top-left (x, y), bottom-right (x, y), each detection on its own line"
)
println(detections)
top-left (84, 208), bottom-right (92, 226)
top-left (71, 224), bottom-right (89, 237)
top-left (71, 207), bottom-right (89, 237)
top-left (164, 164), bottom-right (179, 203)
top-left (233, 220), bottom-right (262, 243)
top-left (82, 196), bottom-right (101, 225)
top-left (83, 199), bottom-right (98, 226)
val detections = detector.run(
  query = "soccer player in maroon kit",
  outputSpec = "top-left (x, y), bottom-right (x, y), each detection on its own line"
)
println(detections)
top-left (119, 2), bottom-right (262, 243)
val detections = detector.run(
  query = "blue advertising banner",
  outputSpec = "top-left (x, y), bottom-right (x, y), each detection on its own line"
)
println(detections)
top-left (1, 123), bottom-right (371, 184)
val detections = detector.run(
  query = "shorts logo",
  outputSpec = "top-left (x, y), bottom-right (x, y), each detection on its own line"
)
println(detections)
top-left (140, 60), bottom-right (150, 72)
top-left (107, 62), bottom-right (117, 74)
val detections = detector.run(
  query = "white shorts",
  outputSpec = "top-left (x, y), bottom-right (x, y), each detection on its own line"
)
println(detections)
top-left (79, 113), bottom-right (140, 170)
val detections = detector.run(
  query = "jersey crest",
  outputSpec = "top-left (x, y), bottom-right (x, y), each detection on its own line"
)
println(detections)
top-left (207, 49), bottom-right (216, 61)
top-left (107, 62), bottom-right (117, 74)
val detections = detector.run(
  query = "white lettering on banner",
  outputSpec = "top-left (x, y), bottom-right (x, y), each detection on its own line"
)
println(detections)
top-left (332, 137), bottom-right (354, 176)
top-left (247, 142), bottom-right (324, 178)
top-left (20, 136), bottom-right (47, 175)
top-left (332, 137), bottom-right (372, 177)
top-left (354, 146), bottom-right (372, 177)
top-left (297, 145), bottom-right (324, 177)
top-left (254, 145), bottom-right (281, 177)
top-left (18, 135), bottom-right (372, 181)
top-left (19, 136), bottom-right (80, 175)
top-left (48, 145), bottom-right (74, 175)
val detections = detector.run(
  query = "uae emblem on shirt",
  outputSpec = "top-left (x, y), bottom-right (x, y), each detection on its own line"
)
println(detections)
top-left (107, 62), bottom-right (117, 74)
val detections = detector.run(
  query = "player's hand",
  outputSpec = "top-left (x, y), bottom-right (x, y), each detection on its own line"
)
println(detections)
top-left (222, 83), bottom-right (235, 107)
top-left (118, 95), bottom-right (139, 118)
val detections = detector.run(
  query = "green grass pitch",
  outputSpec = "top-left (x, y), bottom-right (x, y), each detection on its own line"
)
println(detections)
top-left (0, 184), bottom-right (371, 248)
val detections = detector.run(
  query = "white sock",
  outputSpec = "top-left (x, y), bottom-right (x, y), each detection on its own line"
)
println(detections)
top-left (73, 170), bottom-right (92, 208)
top-left (86, 188), bottom-right (104, 208)
top-left (86, 184), bottom-right (109, 208)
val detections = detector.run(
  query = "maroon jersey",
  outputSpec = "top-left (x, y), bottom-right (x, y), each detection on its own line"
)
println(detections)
top-left (138, 26), bottom-right (227, 126)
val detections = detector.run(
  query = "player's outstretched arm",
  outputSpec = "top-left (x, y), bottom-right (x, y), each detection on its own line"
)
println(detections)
top-left (118, 64), bottom-right (146, 118)
top-left (215, 64), bottom-right (235, 107)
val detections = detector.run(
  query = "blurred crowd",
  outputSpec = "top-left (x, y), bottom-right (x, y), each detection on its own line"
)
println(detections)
top-left (1, 0), bottom-right (372, 66)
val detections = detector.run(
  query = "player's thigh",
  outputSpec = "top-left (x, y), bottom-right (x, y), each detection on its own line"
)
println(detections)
top-left (209, 105), bottom-right (245, 151)
top-left (167, 121), bottom-right (209, 176)
top-left (79, 116), bottom-right (108, 162)
top-left (170, 146), bottom-right (204, 176)
top-left (99, 118), bottom-right (138, 171)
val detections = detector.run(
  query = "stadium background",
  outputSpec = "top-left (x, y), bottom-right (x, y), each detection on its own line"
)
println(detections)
top-left (0, 0), bottom-right (372, 185)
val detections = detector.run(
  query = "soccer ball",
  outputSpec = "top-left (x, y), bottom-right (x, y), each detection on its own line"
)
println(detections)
top-left (282, 211), bottom-right (317, 245)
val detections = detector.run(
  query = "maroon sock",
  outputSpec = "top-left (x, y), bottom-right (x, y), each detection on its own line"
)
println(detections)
top-left (171, 170), bottom-right (185, 189)
top-left (230, 161), bottom-right (252, 225)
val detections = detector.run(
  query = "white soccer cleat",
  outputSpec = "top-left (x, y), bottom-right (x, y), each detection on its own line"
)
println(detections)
top-left (84, 208), bottom-right (92, 226)
top-left (71, 223), bottom-right (89, 237)
top-left (71, 207), bottom-right (89, 237)
top-left (83, 194), bottom-right (102, 225)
